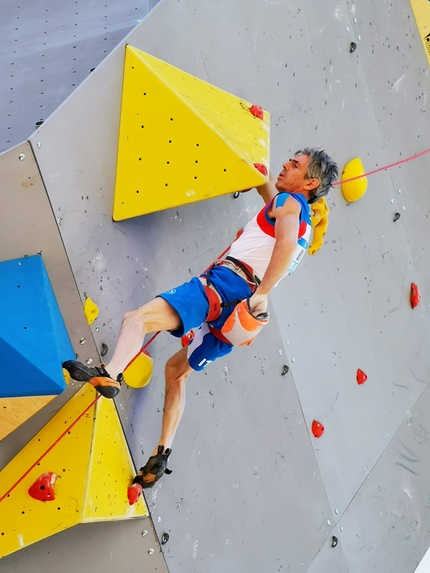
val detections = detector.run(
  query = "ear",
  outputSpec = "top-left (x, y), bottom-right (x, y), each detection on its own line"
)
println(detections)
top-left (304, 177), bottom-right (320, 191)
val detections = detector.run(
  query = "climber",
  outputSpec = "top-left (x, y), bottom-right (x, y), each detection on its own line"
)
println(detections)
top-left (63, 147), bottom-right (338, 488)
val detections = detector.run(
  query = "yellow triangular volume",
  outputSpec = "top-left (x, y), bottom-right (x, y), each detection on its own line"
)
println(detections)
top-left (0, 386), bottom-right (147, 559)
top-left (0, 386), bottom-right (96, 558)
top-left (0, 395), bottom-right (56, 441)
top-left (83, 395), bottom-right (147, 521)
top-left (113, 45), bottom-right (270, 220)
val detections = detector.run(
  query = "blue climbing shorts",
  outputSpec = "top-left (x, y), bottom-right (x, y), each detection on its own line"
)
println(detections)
top-left (157, 266), bottom-right (252, 371)
top-left (187, 323), bottom-right (233, 371)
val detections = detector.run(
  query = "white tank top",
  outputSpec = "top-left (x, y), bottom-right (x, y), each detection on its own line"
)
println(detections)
top-left (228, 192), bottom-right (311, 281)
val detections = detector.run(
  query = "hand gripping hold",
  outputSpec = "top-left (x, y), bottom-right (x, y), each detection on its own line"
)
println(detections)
top-left (133, 445), bottom-right (172, 489)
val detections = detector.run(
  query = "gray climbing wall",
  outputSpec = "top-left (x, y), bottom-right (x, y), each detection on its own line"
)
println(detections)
top-left (1, 0), bottom-right (430, 571)
top-left (0, 0), bottom-right (160, 152)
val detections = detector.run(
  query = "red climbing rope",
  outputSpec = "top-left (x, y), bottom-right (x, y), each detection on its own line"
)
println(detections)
top-left (332, 148), bottom-right (430, 187)
top-left (0, 394), bottom-right (101, 503)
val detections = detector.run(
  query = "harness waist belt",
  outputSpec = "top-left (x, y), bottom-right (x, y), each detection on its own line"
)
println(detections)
top-left (203, 284), bottom-right (223, 322)
top-left (202, 257), bottom-right (260, 323)
top-left (215, 256), bottom-right (261, 289)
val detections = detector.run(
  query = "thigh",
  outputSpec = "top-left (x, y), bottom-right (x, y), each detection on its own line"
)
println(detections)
top-left (187, 324), bottom-right (234, 371)
top-left (157, 277), bottom-right (209, 337)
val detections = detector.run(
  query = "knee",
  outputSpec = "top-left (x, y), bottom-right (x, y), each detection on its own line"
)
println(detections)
top-left (120, 309), bottom-right (146, 336)
top-left (165, 353), bottom-right (191, 384)
top-left (122, 307), bottom-right (145, 326)
top-left (122, 309), bottom-right (136, 326)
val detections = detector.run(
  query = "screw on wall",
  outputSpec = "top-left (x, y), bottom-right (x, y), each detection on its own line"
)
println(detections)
top-left (161, 532), bottom-right (169, 545)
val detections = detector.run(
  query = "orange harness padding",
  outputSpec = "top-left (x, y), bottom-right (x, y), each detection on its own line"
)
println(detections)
top-left (210, 299), bottom-right (269, 347)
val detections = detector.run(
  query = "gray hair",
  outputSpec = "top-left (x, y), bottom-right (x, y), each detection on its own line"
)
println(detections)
top-left (294, 148), bottom-right (338, 204)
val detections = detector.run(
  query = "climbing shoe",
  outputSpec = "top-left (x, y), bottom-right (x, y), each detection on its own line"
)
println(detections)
top-left (133, 445), bottom-right (172, 489)
top-left (62, 360), bottom-right (122, 399)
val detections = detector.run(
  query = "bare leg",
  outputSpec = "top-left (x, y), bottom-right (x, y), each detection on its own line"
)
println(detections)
top-left (136, 346), bottom-right (193, 486)
top-left (106, 297), bottom-right (182, 378)
top-left (153, 346), bottom-right (193, 453)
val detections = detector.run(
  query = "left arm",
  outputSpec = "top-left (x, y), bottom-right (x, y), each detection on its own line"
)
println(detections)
top-left (249, 196), bottom-right (301, 315)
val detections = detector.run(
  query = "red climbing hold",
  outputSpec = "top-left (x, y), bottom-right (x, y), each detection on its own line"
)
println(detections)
top-left (28, 472), bottom-right (57, 501)
top-left (181, 330), bottom-right (195, 347)
top-left (311, 420), bottom-right (324, 438)
top-left (248, 104), bottom-right (264, 119)
top-left (127, 483), bottom-right (142, 505)
top-left (356, 369), bottom-right (368, 385)
top-left (410, 283), bottom-right (421, 309)
top-left (254, 163), bottom-right (268, 176)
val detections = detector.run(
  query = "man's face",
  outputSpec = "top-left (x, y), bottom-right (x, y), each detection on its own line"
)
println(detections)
top-left (275, 154), bottom-right (312, 193)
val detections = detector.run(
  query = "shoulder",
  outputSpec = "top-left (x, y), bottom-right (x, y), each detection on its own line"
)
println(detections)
top-left (271, 193), bottom-right (302, 216)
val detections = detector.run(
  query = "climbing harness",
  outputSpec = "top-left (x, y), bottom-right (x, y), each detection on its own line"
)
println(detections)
top-left (202, 255), bottom-right (261, 323)
top-left (200, 256), bottom-right (269, 346)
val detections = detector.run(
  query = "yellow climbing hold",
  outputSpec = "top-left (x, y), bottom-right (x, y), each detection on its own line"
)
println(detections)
top-left (84, 297), bottom-right (99, 325)
top-left (123, 351), bottom-right (154, 389)
top-left (62, 367), bottom-right (71, 385)
top-left (309, 197), bottom-right (329, 255)
top-left (341, 158), bottom-right (368, 202)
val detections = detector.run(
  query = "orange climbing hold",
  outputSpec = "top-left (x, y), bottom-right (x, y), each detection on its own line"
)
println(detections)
top-left (254, 163), bottom-right (268, 176)
top-left (248, 104), bottom-right (264, 119)
top-left (410, 283), bottom-right (421, 309)
top-left (356, 369), bottom-right (368, 385)
top-left (28, 472), bottom-right (57, 502)
top-left (127, 483), bottom-right (142, 505)
top-left (311, 420), bottom-right (324, 438)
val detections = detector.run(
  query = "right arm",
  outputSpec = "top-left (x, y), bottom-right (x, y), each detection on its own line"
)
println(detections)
top-left (256, 173), bottom-right (278, 204)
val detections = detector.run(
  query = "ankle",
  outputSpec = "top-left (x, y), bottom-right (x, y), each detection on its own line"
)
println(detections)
top-left (104, 362), bottom-right (120, 379)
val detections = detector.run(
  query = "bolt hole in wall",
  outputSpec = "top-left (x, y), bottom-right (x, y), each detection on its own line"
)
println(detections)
top-left (1, 0), bottom-right (161, 152)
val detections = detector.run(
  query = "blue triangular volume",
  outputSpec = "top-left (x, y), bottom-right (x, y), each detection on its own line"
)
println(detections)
top-left (0, 255), bottom-right (75, 398)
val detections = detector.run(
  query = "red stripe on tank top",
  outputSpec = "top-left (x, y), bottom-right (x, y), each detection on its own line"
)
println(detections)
top-left (256, 202), bottom-right (276, 238)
